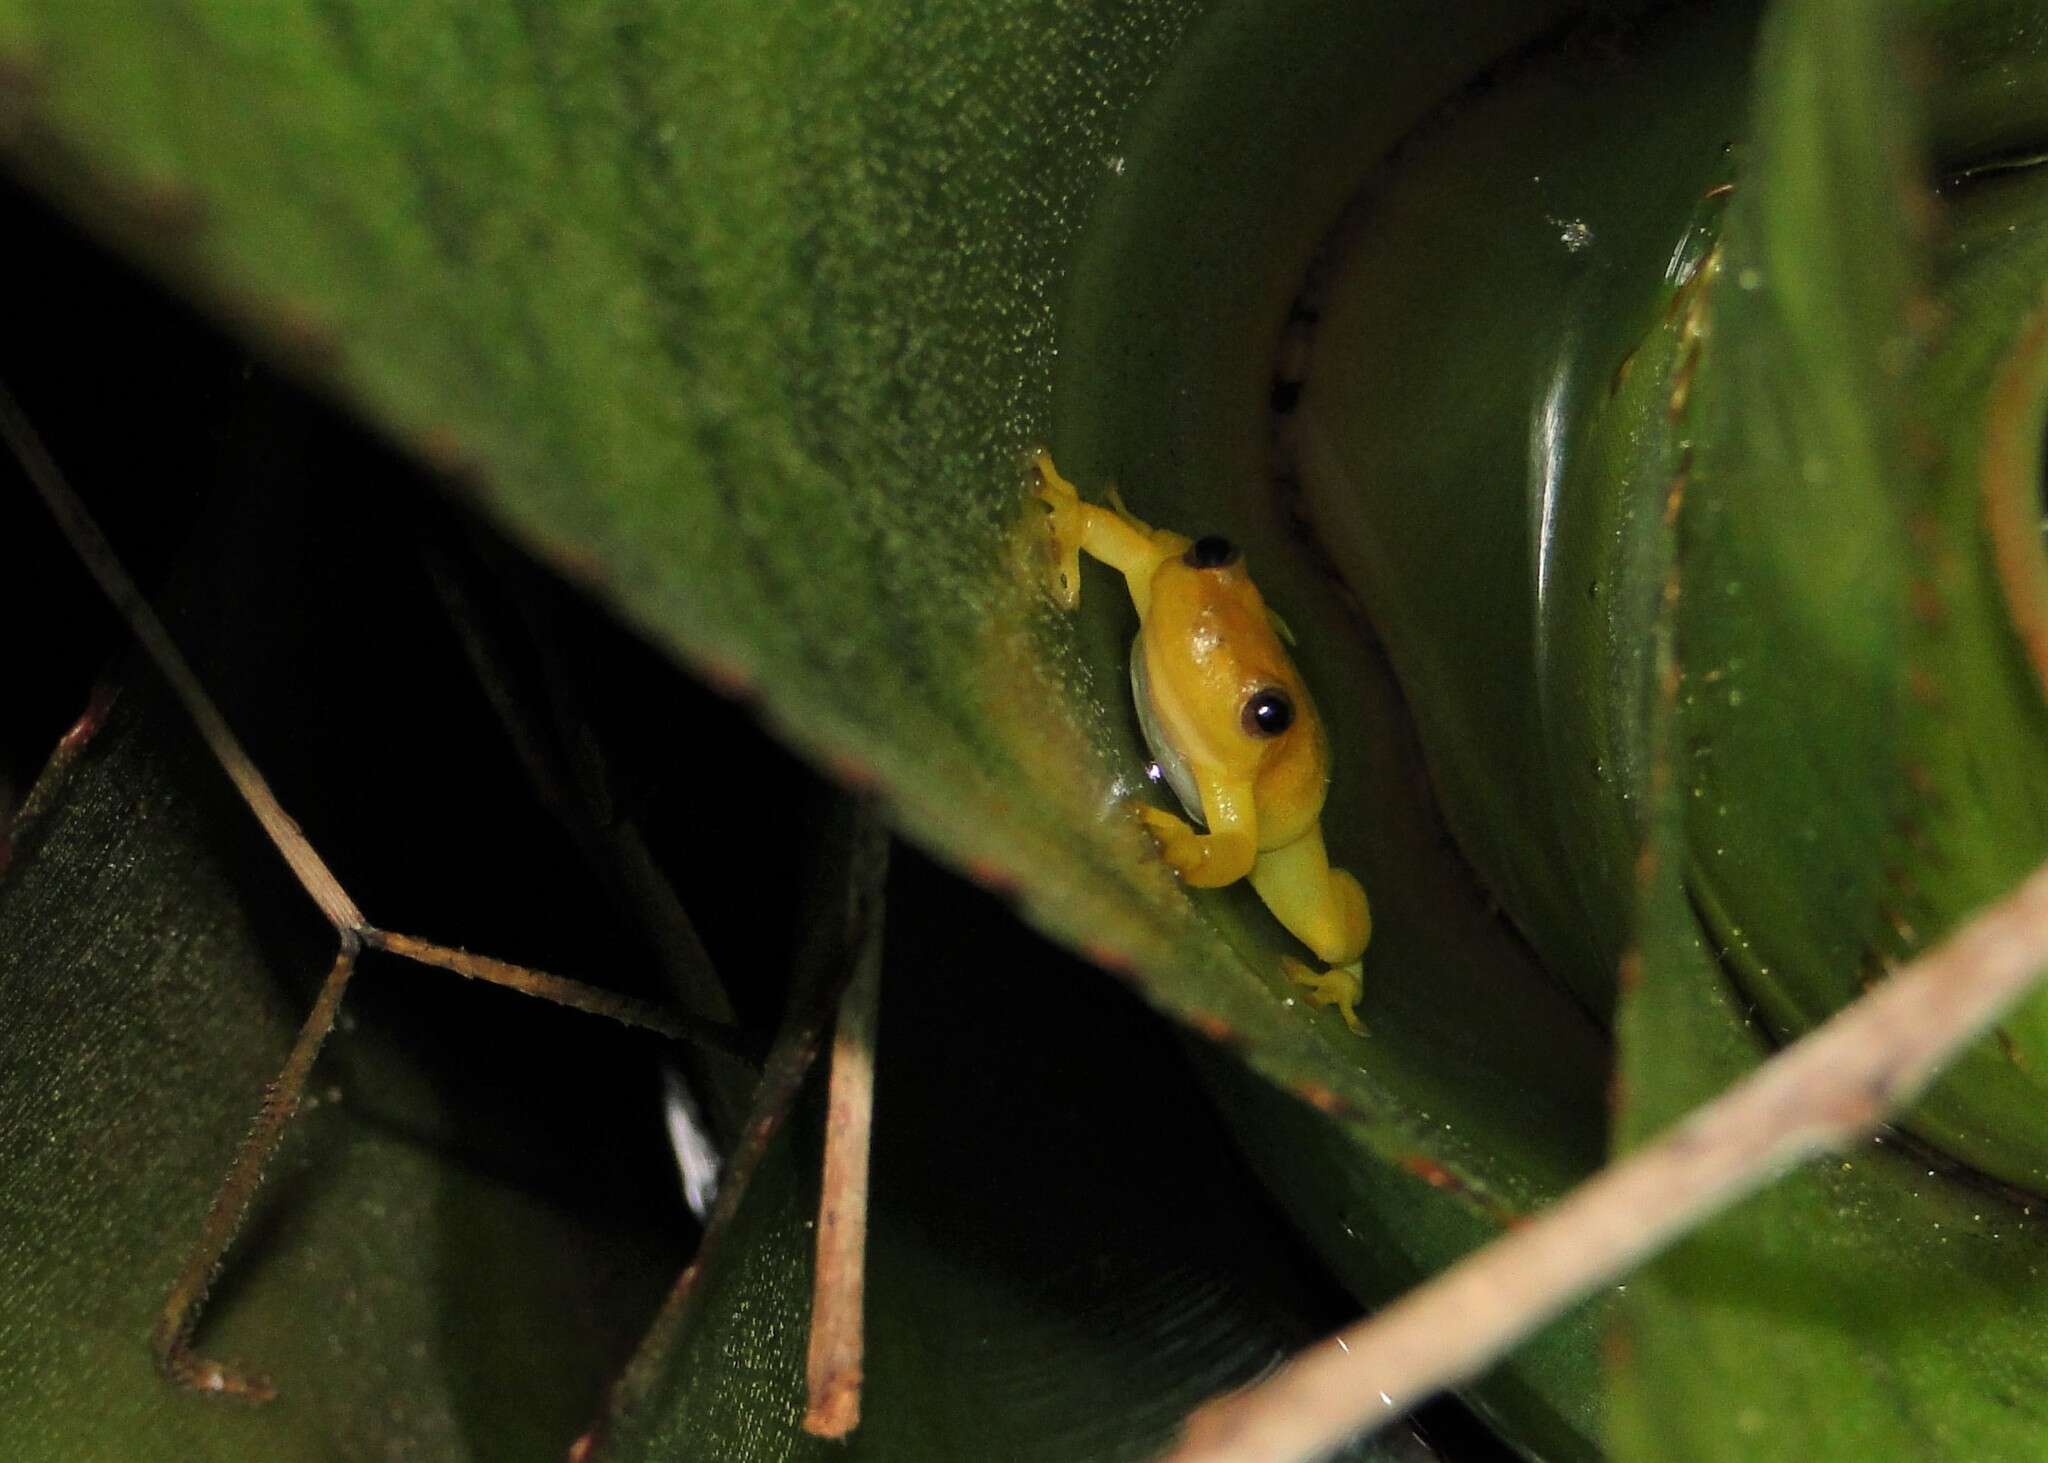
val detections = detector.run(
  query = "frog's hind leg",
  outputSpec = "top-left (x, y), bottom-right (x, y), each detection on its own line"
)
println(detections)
top-left (1250, 826), bottom-right (1370, 966)
top-left (1254, 828), bottom-right (1370, 1035)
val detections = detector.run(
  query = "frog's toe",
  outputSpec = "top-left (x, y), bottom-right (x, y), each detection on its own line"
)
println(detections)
top-left (1284, 956), bottom-right (1366, 1036)
top-left (1132, 801), bottom-right (1200, 873)
top-left (1029, 452), bottom-right (1085, 607)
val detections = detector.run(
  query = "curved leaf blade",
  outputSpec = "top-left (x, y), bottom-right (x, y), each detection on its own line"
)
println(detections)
top-left (1675, 0), bottom-right (2048, 1189)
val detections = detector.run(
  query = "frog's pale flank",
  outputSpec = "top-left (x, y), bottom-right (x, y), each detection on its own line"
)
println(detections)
top-left (1032, 449), bottom-right (1371, 1033)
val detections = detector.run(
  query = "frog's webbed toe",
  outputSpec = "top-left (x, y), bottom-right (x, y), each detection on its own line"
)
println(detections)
top-left (1284, 957), bottom-right (1366, 1036)
top-left (1030, 449), bottom-right (1086, 609)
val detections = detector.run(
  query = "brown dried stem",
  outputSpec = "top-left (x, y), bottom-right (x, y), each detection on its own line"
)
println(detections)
top-left (591, 810), bottom-right (889, 1454)
top-left (802, 920), bottom-right (882, 1438)
top-left (1167, 856), bottom-right (2048, 1463)
top-left (2, 383), bottom-right (744, 1401)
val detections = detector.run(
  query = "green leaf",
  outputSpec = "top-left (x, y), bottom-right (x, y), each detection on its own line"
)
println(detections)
top-left (0, 5), bottom-right (1634, 1448)
top-left (1607, 2), bottom-right (2048, 1452)
top-left (1670, 0), bottom-right (2048, 1189)
top-left (1280, 0), bottom-right (1764, 1013)
top-left (0, 0), bottom-right (1608, 1243)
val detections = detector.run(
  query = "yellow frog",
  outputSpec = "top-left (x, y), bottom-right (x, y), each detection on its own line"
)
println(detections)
top-left (1032, 449), bottom-right (1370, 1033)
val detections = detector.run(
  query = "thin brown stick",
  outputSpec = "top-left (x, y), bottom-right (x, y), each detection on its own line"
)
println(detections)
top-left (5, 382), bottom-right (749, 1403)
top-left (0, 387), bottom-right (365, 931)
top-left (150, 936), bottom-right (361, 1400)
top-left (0, 681), bottom-right (116, 876)
top-left (590, 811), bottom-right (889, 1453)
top-left (363, 928), bottom-right (760, 1063)
top-left (803, 925), bottom-right (882, 1438)
top-left (1167, 856), bottom-right (2048, 1463)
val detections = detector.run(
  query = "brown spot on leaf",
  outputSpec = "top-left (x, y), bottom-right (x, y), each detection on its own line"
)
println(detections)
top-left (1602, 1323), bottom-right (1637, 1372)
top-left (267, 303), bottom-right (343, 374)
top-left (1666, 344), bottom-right (1701, 421)
top-left (1294, 1081), bottom-right (1346, 1116)
top-left (691, 652), bottom-right (756, 701)
top-left (961, 857), bottom-right (1018, 897)
top-left (1908, 578), bottom-right (1947, 629)
top-left (1399, 1155), bottom-right (1458, 1190)
top-left (59, 682), bottom-right (114, 754)
top-left (130, 178), bottom-right (208, 240)
top-left (1998, 1028), bottom-right (2029, 1072)
top-left (1610, 348), bottom-right (1636, 398)
top-left (416, 425), bottom-right (478, 483)
top-left (1080, 941), bottom-right (1137, 979)
top-left (820, 750), bottom-right (885, 797)
top-left (1606, 1069), bottom-right (1627, 1113)
top-left (1662, 473), bottom-right (1687, 528)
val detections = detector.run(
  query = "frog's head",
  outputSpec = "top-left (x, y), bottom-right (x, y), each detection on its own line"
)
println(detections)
top-left (1135, 535), bottom-right (1330, 846)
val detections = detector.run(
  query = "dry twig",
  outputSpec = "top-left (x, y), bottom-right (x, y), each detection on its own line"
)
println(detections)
top-left (1167, 856), bottom-right (2048, 1463)
top-left (1, 383), bottom-right (746, 1401)
top-left (803, 925), bottom-right (882, 1438)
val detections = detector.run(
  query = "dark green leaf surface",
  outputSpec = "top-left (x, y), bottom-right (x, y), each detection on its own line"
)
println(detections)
top-left (19, 0), bottom-right (2048, 1457)
top-left (0, 667), bottom-right (674, 1462)
top-left (1605, 3), bottom-right (2048, 1452)
top-left (0, 10), bottom-right (1633, 1413)
top-left (1672, 0), bottom-right (2048, 1189)
top-left (0, 0), bottom-right (1606, 1250)
top-left (1292, 0), bottom-right (1762, 1012)
top-left (598, 856), bottom-right (1442, 1463)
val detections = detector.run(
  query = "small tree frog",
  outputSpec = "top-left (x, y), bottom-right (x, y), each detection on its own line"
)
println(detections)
top-left (1032, 449), bottom-right (1371, 1033)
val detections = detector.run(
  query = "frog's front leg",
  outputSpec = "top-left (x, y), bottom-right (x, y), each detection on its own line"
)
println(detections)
top-left (1135, 773), bottom-right (1258, 889)
top-left (1031, 449), bottom-right (1178, 613)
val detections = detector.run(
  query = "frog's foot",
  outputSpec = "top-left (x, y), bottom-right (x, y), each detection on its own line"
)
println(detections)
top-left (1283, 956), bottom-right (1366, 1036)
top-left (1134, 801), bottom-right (1204, 874)
top-left (1029, 448), bottom-right (1085, 610)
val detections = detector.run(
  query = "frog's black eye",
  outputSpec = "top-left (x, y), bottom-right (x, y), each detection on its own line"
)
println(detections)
top-left (1184, 535), bottom-right (1240, 569)
top-left (1242, 687), bottom-right (1294, 738)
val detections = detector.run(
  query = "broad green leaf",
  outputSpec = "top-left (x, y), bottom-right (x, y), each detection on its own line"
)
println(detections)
top-left (1187, 14), bottom-right (1761, 1452)
top-left (0, 0), bottom-right (1630, 1221)
top-left (0, 0), bottom-right (1611, 1249)
top-left (1604, 3), bottom-right (2048, 1453)
top-left (0, 9), bottom-right (1631, 1451)
top-left (1671, 0), bottom-right (2048, 1189)
top-left (1285, 0), bottom-right (1762, 1013)
top-left (597, 855), bottom-right (1440, 1463)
